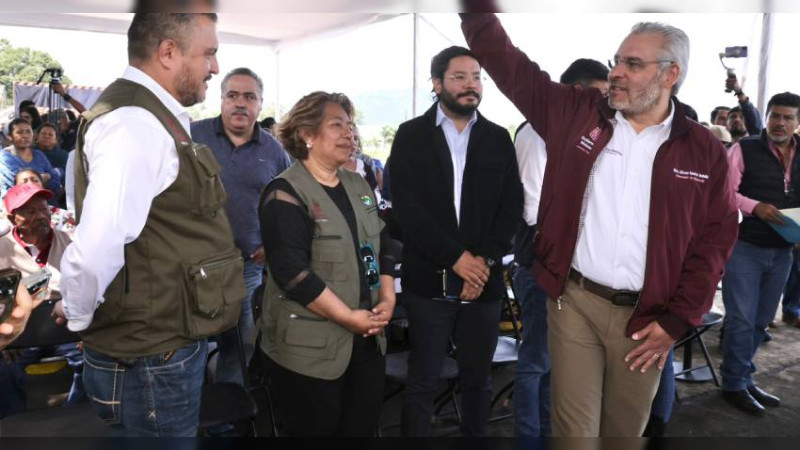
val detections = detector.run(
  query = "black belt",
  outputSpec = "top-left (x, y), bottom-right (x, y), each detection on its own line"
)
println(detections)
top-left (568, 269), bottom-right (640, 307)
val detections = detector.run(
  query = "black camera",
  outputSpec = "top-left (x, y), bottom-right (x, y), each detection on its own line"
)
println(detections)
top-left (47, 68), bottom-right (63, 84)
top-left (36, 67), bottom-right (64, 85)
top-left (722, 46), bottom-right (748, 59)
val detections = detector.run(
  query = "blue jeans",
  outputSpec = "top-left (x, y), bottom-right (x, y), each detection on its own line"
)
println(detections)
top-left (781, 247), bottom-right (800, 319)
top-left (82, 340), bottom-right (208, 437)
top-left (721, 240), bottom-right (792, 391)
top-left (512, 265), bottom-right (551, 437)
top-left (57, 343), bottom-right (87, 404)
top-left (214, 260), bottom-right (262, 385)
top-left (649, 349), bottom-right (675, 422)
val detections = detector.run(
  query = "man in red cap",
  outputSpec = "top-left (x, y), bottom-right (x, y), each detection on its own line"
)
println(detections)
top-left (0, 183), bottom-right (76, 418)
top-left (0, 183), bottom-right (72, 299)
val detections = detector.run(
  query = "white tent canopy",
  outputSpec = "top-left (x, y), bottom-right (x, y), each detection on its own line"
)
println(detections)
top-left (0, 12), bottom-right (786, 125)
top-left (0, 12), bottom-right (412, 118)
top-left (0, 13), bottom-right (404, 48)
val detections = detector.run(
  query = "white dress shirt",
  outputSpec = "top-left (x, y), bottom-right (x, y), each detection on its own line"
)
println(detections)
top-left (515, 123), bottom-right (548, 226)
top-left (60, 66), bottom-right (188, 332)
top-left (572, 103), bottom-right (675, 291)
top-left (65, 151), bottom-right (75, 211)
top-left (436, 104), bottom-right (478, 225)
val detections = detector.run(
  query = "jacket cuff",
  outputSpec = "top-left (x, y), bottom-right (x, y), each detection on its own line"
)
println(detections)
top-left (739, 197), bottom-right (760, 217)
top-left (439, 242), bottom-right (466, 269)
top-left (479, 244), bottom-right (505, 264)
top-left (66, 314), bottom-right (94, 332)
top-left (656, 311), bottom-right (692, 341)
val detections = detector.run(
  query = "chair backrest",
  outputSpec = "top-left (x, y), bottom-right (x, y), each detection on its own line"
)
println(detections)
top-left (6, 299), bottom-right (80, 349)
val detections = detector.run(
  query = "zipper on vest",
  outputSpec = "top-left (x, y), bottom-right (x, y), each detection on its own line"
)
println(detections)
top-left (289, 313), bottom-right (327, 323)
top-left (190, 254), bottom-right (241, 280)
top-left (313, 234), bottom-right (342, 240)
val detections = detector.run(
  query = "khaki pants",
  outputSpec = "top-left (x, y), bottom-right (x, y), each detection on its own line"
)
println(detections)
top-left (547, 280), bottom-right (661, 437)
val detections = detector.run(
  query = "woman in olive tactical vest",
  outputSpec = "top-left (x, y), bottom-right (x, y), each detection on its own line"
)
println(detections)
top-left (257, 92), bottom-right (397, 436)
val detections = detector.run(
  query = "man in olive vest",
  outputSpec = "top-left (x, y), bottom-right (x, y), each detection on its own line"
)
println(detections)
top-left (55, 14), bottom-right (246, 437)
top-left (721, 91), bottom-right (800, 415)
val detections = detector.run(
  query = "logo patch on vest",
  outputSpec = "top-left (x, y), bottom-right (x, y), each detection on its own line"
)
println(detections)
top-left (312, 200), bottom-right (328, 222)
top-left (360, 196), bottom-right (374, 207)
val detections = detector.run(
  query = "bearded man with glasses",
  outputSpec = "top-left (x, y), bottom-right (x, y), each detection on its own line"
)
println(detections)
top-left (389, 45), bottom-right (523, 437)
top-left (460, 2), bottom-right (738, 437)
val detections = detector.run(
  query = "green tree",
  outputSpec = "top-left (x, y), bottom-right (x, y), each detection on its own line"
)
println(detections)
top-left (507, 123), bottom-right (519, 140)
top-left (0, 39), bottom-right (72, 97)
top-left (381, 124), bottom-right (397, 147)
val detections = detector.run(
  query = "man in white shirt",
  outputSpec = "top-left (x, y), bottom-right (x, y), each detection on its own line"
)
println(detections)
top-left (512, 58), bottom-right (608, 438)
top-left (461, 9), bottom-right (738, 437)
top-left (54, 14), bottom-right (244, 437)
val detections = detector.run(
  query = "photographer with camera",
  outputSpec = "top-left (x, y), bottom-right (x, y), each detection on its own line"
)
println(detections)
top-left (721, 74), bottom-right (764, 144)
top-left (51, 81), bottom-right (86, 115)
top-left (50, 80), bottom-right (84, 152)
top-left (35, 68), bottom-right (84, 153)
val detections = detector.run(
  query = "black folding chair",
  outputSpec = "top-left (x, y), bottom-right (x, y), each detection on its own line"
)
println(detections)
top-left (489, 260), bottom-right (522, 422)
top-left (248, 283), bottom-right (280, 437)
top-left (199, 310), bottom-right (259, 436)
top-left (674, 311), bottom-right (724, 386)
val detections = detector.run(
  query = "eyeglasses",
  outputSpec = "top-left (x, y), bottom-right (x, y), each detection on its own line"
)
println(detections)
top-left (608, 56), bottom-right (674, 72)
top-left (442, 74), bottom-right (487, 85)
top-left (360, 243), bottom-right (380, 288)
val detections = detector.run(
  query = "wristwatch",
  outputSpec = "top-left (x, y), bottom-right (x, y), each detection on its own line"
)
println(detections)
top-left (483, 256), bottom-right (497, 269)
top-left (62, 93), bottom-right (72, 102)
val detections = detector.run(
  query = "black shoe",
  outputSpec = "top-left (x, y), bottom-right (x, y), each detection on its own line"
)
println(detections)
top-left (722, 390), bottom-right (766, 415)
top-left (763, 330), bottom-right (773, 343)
top-left (747, 385), bottom-right (781, 407)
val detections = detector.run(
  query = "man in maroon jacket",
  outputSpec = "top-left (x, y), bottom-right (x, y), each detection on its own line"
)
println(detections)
top-left (460, 9), bottom-right (738, 437)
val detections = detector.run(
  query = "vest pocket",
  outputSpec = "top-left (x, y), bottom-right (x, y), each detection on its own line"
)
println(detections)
top-left (187, 144), bottom-right (228, 217)
top-left (277, 302), bottom-right (338, 361)
top-left (311, 242), bottom-right (347, 281)
top-left (182, 250), bottom-right (246, 338)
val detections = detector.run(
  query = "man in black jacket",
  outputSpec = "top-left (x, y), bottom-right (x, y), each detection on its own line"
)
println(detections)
top-left (389, 46), bottom-right (523, 437)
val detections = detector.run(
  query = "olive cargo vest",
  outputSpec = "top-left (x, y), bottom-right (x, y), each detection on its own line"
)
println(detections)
top-left (259, 162), bottom-right (386, 380)
top-left (73, 78), bottom-right (246, 358)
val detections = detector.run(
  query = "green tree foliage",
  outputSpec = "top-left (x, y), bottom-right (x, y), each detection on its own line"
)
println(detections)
top-left (0, 38), bottom-right (72, 94)
top-left (381, 124), bottom-right (397, 146)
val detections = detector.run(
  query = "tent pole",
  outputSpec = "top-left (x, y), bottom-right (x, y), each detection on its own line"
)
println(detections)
top-left (757, 12), bottom-right (773, 115)
top-left (275, 49), bottom-right (282, 121)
